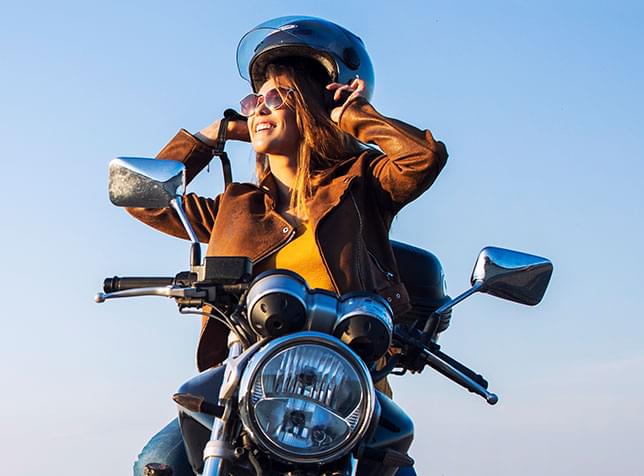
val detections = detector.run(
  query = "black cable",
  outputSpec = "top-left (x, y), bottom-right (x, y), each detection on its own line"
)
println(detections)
top-left (371, 354), bottom-right (401, 383)
top-left (178, 309), bottom-right (235, 333)
top-left (211, 304), bottom-right (251, 348)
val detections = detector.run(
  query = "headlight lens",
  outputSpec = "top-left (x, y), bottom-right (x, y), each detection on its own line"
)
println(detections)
top-left (239, 333), bottom-right (375, 464)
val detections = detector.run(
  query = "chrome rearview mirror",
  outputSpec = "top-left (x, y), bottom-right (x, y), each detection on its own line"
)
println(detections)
top-left (471, 247), bottom-right (553, 306)
top-left (108, 157), bottom-right (202, 268)
top-left (108, 157), bottom-right (185, 208)
top-left (423, 246), bottom-right (553, 345)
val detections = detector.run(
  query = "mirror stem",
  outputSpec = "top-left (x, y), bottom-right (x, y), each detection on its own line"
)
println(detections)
top-left (435, 280), bottom-right (484, 316)
top-left (422, 281), bottom-right (484, 339)
top-left (171, 196), bottom-right (202, 267)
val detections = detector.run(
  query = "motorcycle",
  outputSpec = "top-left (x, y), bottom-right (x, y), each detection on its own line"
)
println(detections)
top-left (97, 157), bottom-right (553, 476)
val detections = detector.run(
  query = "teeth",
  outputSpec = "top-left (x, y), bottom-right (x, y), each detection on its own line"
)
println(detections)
top-left (255, 123), bottom-right (273, 133)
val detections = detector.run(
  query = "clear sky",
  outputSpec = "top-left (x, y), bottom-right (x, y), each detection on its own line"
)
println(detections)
top-left (1, 1), bottom-right (643, 474)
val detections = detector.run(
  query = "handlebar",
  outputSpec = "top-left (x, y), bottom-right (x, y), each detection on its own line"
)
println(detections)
top-left (393, 327), bottom-right (498, 404)
top-left (97, 274), bottom-right (249, 304)
top-left (421, 348), bottom-right (498, 405)
top-left (432, 348), bottom-right (489, 389)
top-left (103, 276), bottom-right (174, 293)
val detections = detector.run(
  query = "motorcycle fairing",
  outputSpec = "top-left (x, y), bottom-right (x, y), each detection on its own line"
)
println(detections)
top-left (355, 391), bottom-right (415, 476)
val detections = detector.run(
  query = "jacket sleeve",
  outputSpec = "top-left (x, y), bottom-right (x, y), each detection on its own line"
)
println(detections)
top-left (338, 97), bottom-right (448, 213)
top-left (126, 129), bottom-right (220, 243)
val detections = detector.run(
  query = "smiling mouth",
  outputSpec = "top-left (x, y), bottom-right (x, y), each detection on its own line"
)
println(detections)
top-left (255, 122), bottom-right (275, 133)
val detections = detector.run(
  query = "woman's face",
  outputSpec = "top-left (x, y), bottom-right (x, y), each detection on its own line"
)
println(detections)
top-left (248, 77), bottom-right (300, 158)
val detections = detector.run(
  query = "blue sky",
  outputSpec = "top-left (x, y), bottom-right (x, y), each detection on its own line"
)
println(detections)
top-left (1, 1), bottom-right (643, 474)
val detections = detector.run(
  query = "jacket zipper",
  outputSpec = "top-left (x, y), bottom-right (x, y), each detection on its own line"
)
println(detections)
top-left (349, 189), bottom-right (366, 289)
top-left (367, 249), bottom-right (395, 281)
top-left (349, 189), bottom-right (395, 282)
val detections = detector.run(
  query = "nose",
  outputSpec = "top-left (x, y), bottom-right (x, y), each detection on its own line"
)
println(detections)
top-left (254, 97), bottom-right (271, 116)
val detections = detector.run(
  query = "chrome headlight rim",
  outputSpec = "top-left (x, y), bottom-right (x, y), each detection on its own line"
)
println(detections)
top-left (238, 331), bottom-right (376, 464)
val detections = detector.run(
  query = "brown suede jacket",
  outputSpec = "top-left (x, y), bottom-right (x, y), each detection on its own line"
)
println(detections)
top-left (128, 97), bottom-right (448, 370)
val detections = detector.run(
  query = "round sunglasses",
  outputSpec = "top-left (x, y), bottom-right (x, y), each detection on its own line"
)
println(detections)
top-left (239, 87), bottom-right (294, 117)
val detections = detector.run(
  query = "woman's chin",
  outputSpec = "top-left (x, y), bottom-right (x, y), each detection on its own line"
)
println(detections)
top-left (252, 142), bottom-right (295, 157)
top-left (251, 137), bottom-right (272, 154)
top-left (251, 129), bottom-right (300, 157)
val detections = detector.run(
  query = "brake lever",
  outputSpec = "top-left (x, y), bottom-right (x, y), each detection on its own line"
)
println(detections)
top-left (393, 325), bottom-right (498, 405)
top-left (421, 347), bottom-right (498, 405)
top-left (95, 285), bottom-right (207, 303)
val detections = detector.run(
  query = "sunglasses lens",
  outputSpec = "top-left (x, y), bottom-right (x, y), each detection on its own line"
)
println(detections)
top-left (240, 94), bottom-right (259, 116)
top-left (264, 88), bottom-right (286, 110)
top-left (239, 88), bottom-right (291, 116)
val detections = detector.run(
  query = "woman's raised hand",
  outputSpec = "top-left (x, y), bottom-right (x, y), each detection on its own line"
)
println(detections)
top-left (326, 77), bottom-right (368, 123)
top-left (196, 117), bottom-right (250, 146)
top-left (226, 117), bottom-right (251, 142)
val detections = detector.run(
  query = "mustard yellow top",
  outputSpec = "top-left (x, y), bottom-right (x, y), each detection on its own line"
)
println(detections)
top-left (258, 221), bottom-right (393, 397)
top-left (271, 222), bottom-right (336, 292)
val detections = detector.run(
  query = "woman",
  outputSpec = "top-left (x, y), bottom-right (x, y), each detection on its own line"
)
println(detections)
top-left (130, 16), bottom-right (447, 476)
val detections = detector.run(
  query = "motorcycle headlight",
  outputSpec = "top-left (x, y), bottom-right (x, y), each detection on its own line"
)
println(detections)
top-left (238, 332), bottom-right (375, 464)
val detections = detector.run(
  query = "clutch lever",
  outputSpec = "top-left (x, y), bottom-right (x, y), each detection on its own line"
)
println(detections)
top-left (95, 285), bottom-right (207, 303)
top-left (421, 347), bottom-right (498, 405)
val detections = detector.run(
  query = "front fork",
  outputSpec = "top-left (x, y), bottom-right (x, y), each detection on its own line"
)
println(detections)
top-left (202, 335), bottom-right (243, 476)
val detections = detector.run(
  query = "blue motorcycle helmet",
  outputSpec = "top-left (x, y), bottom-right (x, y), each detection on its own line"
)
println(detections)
top-left (236, 16), bottom-right (375, 101)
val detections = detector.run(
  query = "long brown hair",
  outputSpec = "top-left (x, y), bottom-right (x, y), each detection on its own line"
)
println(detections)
top-left (255, 61), bottom-right (362, 218)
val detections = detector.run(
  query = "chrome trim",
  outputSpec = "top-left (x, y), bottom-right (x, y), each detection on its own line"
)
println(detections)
top-left (203, 440), bottom-right (234, 461)
top-left (350, 454), bottom-right (358, 476)
top-left (471, 247), bottom-right (553, 306)
top-left (335, 294), bottom-right (394, 337)
top-left (247, 272), bottom-right (308, 312)
top-left (246, 271), bottom-right (309, 331)
top-left (430, 281), bottom-right (483, 317)
top-left (246, 272), bottom-right (395, 335)
top-left (171, 196), bottom-right (200, 245)
top-left (95, 285), bottom-right (204, 303)
top-left (202, 340), bottom-right (249, 476)
top-left (306, 292), bottom-right (339, 333)
top-left (220, 339), bottom-right (265, 402)
top-left (237, 331), bottom-right (375, 465)
top-left (219, 342), bottom-right (244, 405)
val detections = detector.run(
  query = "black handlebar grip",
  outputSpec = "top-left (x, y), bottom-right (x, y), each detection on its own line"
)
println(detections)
top-left (103, 276), bottom-right (174, 293)
top-left (433, 349), bottom-right (489, 389)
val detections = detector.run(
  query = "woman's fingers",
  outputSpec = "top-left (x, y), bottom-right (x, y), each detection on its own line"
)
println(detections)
top-left (325, 82), bottom-right (343, 90)
top-left (351, 78), bottom-right (366, 94)
top-left (327, 78), bottom-right (369, 123)
top-left (327, 78), bottom-right (365, 91)
top-left (326, 82), bottom-right (350, 101)
top-left (335, 85), bottom-right (350, 101)
top-left (347, 78), bottom-right (366, 101)
top-left (326, 79), bottom-right (367, 102)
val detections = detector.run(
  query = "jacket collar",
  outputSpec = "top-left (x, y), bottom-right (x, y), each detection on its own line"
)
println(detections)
top-left (256, 150), bottom-right (372, 223)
